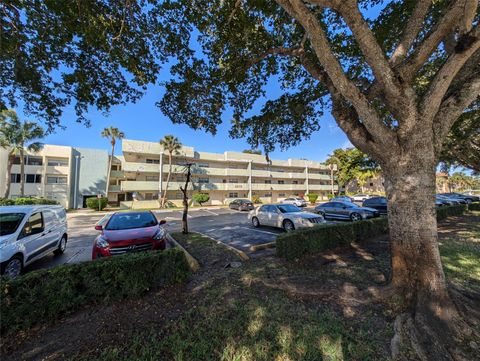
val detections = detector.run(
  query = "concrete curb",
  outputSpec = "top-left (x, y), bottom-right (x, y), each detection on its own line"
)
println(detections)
top-left (166, 234), bottom-right (200, 272)
top-left (249, 241), bottom-right (276, 252)
top-left (196, 232), bottom-right (250, 261)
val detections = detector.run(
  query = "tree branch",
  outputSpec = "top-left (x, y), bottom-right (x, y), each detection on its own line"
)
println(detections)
top-left (421, 26), bottom-right (480, 118)
top-left (246, 46), bottom-right (305, 69)
top-left (275, 0), bottom-right (396, 148)
top-left (399, 0), bottom-right (472, 81)
top-left (390, 0), bottom-right (432, 66)
top-left (433, 52), bottom-right (480, 153)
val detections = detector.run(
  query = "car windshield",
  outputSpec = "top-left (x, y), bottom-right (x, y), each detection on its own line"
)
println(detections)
top-left (277, 204), bottom-right (302, 213)
top-left (341, 202), bottom-right (359, 208)
top-left (105, 212), bottom-right (158, 230)
top-left (0, 213), bottom-right (25, 236)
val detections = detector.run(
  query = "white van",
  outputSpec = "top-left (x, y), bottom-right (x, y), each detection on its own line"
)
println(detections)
top-left (0, 205), bottom-right (68, 278)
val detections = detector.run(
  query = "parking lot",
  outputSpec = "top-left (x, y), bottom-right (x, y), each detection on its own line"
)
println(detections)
top-left (25, 207), bottom-right (289, 272)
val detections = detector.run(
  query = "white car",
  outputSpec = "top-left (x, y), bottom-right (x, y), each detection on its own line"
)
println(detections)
top-left (248, 204), bottom-right (324, 231)
top-left (0, 205), bottom-right (68, 278)
top-left (281, 197), bottom-right (307, 207)
top-left (351, 194), bottom-right (371, 202)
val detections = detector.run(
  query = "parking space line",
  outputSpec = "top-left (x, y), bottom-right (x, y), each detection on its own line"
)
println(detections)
top-left (239, 227), bottom-right (280, 236)
top-left (201, 209), bottom-right (219, 216)
top-left (178, 211), bottom-right (192, 218)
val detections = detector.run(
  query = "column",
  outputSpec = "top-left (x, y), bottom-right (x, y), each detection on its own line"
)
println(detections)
top-left (305, 165), bottom-right (309, 195)
top-left (248, 160), bottom-right (252, 200)
top-left (159, 151), bottom-right (164, 198)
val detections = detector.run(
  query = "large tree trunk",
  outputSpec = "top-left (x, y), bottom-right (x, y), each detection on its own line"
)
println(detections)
top-left (3, 153), bottom-right (14, 198)
top-left (19, 149), bottom-right (25, 197)
top-left (161, 152), bottom-right (172, 208)
top-left (383, 141), bottom-right (471, 360)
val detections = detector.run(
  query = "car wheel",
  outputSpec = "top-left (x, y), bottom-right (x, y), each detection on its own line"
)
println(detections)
top-left (252, 217), bottom-right (260, 227)
top-left (54, 235), bottom-right (67, 255)
top-left (350, 212), bottom-right (362, 222)
top-left (2, 256), bottom-right (23, 279)
top-left (283, 220), bottom-right (295, 232)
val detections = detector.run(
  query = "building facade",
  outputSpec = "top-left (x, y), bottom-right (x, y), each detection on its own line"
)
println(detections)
top-left (1, 138), bottom-right (337, 208)
top-left (113, 139), bottom-right (337, 208)
top-left (0, 145), bottom-right (111, 208)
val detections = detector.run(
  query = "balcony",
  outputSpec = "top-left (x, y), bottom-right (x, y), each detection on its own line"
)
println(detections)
top-left (309, 184), bottom-right (338, 191)
top-left (108, 185), bottom-right (121, 192)
top-left (46, 165), bottom-right (70, 175)
top-left (123, 162), bottom-right (160, 173)
top-left (251, 184), bottom-right (307, 191)
top-left (120, 180), bottom-right (249, 192)
top-left (308, 173), bottom-right (331, 181)
top-left (110, 170), bottom-right (125, 178)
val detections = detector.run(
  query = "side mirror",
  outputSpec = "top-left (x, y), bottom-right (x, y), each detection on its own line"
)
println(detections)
top-left (94, 225), bottom-right (103, 231)
top-left (159, 219), bottom-right (166, 225)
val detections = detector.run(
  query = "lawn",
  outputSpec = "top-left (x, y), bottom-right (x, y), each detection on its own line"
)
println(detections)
top-left (2, 212), bottom-right (479, 361)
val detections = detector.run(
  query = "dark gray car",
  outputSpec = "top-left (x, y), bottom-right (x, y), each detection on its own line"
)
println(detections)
top-left (314, 201), bottom-right (380, 221)
top-left (229, 199), bottom-right (254, 211)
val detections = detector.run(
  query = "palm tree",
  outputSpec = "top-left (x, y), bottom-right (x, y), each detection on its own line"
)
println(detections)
top-left (325, 155), bottom-right (340, 195)
top-left (101, 127), bottom-right (125, 195)
top-left (159, 135), bottom-right (182, 207)
top-left (0, 109), bottom-right (45, 198)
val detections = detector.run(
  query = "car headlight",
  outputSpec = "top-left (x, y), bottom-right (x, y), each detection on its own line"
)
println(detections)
top-left (96, 236), bottom-right (109, 248)
top-left (154, 228), bottom-right (166, 240)
top-left (294, 217), bottom-right (308, 225)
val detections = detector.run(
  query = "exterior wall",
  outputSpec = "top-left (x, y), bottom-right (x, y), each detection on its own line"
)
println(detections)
top-left (119, 138), bottom-right (337, 207)
top-left (346, 176), bottom-right (385, 194)
top-left (71, 147), bottom-right (109, 208)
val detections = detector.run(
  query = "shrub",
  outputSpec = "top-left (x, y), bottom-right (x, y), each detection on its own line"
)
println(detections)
top-left (192, 193), bottom-right (210, 206)
top-left (86, 196), bottom-right (108, 210)
top-left (252, 195), bottom-right (262, 204)
top-left (277, 218), bottom-right (389, 260)
top-left (307, 193), bottom-right (319, 205)
top-left (0, 248), bottom-right (190, 334)
top-left (0, 198), bottom-right (15, 206)
top-left (327, 194), bottom-right (335, 200)
top-left (468, 202), bottom-right (480, 211)
top-left (436, 204), bottom-right (467, 220)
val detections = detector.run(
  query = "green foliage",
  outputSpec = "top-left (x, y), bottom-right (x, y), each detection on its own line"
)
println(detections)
top-left (325, 148), bottom-right (379, 190)
top-left (242, 149), bottom-right (262, 155)
top-left (277, 218), bottom-right (389, 260)
top-left (12, 197), bottom-right (59, 205)
top-left (468, 202), bottom-right (480, 211)
top-left (0, 249), bottom-right (190, 334)
top-left (448, 172), bottom-right (478, 192)
top-left (0, 198), bottom-right (15, 206)
top-left (192, 192), bottom-right (210, 205)
top-left (278, 205), bottom-right (469, 260)
top-left (86, 197), bottom-right (108, 210)
top-left (307, 193), bottom-right (319, 205)
top-left (252, 195), bottom-right (262, 204)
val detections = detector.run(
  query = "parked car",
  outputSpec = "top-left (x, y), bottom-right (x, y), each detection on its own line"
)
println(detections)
top-left (437, 194), bottom-right (466, 204)
top-left (351, 194), bottom-right (371, 202)
top-left (229, 199), bottom-right (254, 211)
top-left (0, 205), bottom-right (68, 278)
top-left (330, 196), bottom-right (353, 203)
top-left (248, 204), bottom-right (324, 231)
top-left (281, 197), bottom-right (307, 207)
top-left (436, 195), bottom-right (459, 206)
top-left (362, 196), bottom-right (387, 214)
top-left (314, 201), bottom-right (379, 221)
top-left (92, 211), bottom-right (167, 259)
top-left (442, 192), bottom-right (479, 203)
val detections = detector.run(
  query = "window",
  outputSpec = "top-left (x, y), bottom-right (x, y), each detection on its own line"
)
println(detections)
top-left (48, 158), bottom-right (69, 166)
top-left (146, 159), bottom-right (160, 164)
top-left (264, 193), bottom-right (272, 197)
top-left (20, 212), bottom-right (44, 238)
top-left (197, 163), bottom-right (209, 168)
top-left (229, 192), bottom-right (238, 198)
top-left (25, 174), bottom-right (42, 183)
top-left (10, 174), bottom-right (21, 183)
top-left (198, 178), bottom-right (209, 184)
top-left (111, 164), bottom-right (119, 171)
top-left (0, 213), bottom-right (26, 236)
top-left (145, 193), bottom-right (153, 200)
top-left (278, 180), bottom-right (284, 184)
top-left (13, 156), bottom-right (23, 165)
top-left (229, 179), bottom-right (238, 183)
top-left (264, 180), bottom-right (271, 184)
top-left (27, 156), bottom-right (43, 166)
top-left (293, 180), bottom-right (298, 184)
top-left (146, 175), bottom-right (159, 181)
top-left (47, 176), bottom-right (67, 184)
top-left (370, 182), bottom-right (374, 187)
top-left (279, 193), bottom-right (286, 197)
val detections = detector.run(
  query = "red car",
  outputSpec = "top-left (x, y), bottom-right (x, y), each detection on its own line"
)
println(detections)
top-left (92, 211), bottom-right (167, 259)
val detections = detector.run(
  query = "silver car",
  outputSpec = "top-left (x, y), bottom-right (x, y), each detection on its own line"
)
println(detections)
top-left (281, 197), bottom-right (307, 207)
top-left (314, 201), bottom-right (379, 221)
top-left (248, 204), bottom-right (324, 231)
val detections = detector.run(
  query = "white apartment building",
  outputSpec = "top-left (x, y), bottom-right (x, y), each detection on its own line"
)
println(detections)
top-left (112, 139), bottom-right (337, 208)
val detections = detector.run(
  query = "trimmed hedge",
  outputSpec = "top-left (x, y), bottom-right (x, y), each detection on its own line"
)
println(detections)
top-left (307, 193), bottom-right (319, 205)
top-left (0, 197), bottom-right (58, 206)
top-left (277, 217), bottom-right (389, 260)
top-left (436, 204), bottom-right (467, 220)
top-left (86, 196), bottom-right (108, 210)
top-left (468, 202), bottom-right (480, 211)
top-left (277, 204), bottom-right (471, 260)
top-left (0, 248), bottom-right (190, 334)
